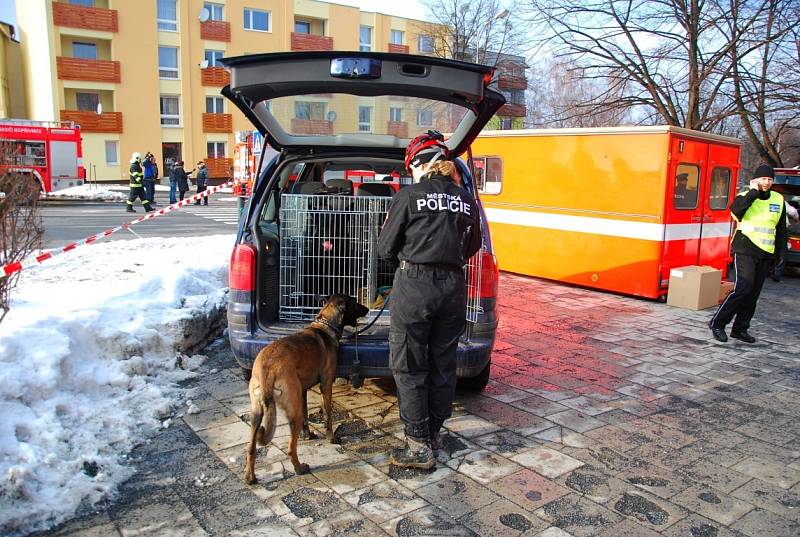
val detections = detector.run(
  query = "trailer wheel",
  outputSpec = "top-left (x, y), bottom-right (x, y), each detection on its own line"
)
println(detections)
top-left (657, 294), bottom-right (667, 303)
top-left (458, 361), bottom-right (491, 392)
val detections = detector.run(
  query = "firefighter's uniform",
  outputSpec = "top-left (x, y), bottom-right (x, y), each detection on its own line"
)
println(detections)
top-left (127, 157), bottom-right (153, 212)
top-left (711, 177), bottom-right (786, 342)
top-left (378, 173), bottom-right (482, 450)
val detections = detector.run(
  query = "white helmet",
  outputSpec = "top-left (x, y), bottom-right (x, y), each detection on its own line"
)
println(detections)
top-left (130, 152), bottom-right (142, 163)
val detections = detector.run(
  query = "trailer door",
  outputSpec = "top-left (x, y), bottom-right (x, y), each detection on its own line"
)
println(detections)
top-left (697, 143), bottom-right (737, 272)
top-left (662, 136), bottom-right (708, 280)
top-left (49, 140), bottom-right (79, 191)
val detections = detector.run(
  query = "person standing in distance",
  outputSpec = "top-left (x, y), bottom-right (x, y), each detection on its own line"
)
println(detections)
top-left (709, 164), bottom-right (786, 343)
top-left (377, 130), bottom-right (482, 470)
top-left (194, 161), bottom-right (209, 205)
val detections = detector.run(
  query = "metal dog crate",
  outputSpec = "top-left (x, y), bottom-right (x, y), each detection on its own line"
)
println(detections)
top-left (278, 193), bottom-right (484, 329)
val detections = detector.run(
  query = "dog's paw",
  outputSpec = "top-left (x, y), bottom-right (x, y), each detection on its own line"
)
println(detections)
top-left (294, 463), bottom-right (310, 475)
top-left (244, 472), bottom-right (257, 485)
top-left (301, 429), bottom-right (317, 440)
top-left (326, 432), bottom-right (336, 444)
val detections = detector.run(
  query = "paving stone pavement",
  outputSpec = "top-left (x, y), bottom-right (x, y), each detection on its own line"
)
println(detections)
top-left (34, 272), bottom-right (800, 537)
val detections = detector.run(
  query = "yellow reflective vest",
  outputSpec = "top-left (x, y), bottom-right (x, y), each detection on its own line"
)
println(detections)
top-left (129, 162), bottom-right (144, 187)
top-left (733, 190), bottom-right (784, 254)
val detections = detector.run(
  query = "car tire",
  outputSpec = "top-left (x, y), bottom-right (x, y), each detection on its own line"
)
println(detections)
top-left (241, 367), bottom-right (252, 382)
top-left (458, 361), bottom-right (490, 392)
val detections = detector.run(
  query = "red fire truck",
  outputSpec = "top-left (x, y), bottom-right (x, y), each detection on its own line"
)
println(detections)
top-left (0, 119), bottom-right (85, 193)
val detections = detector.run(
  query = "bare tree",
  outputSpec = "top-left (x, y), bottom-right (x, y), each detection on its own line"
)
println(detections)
top-left (526, 58), bottom-right (631, 127)
top-left (0, 148), bottom-right (44, 323)
top-left (417, 0), bottom-right (526, 65)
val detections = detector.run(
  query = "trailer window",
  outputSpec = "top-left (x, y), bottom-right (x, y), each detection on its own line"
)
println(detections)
top-left (673, 164), bottom-right (699, 209)
top-left (472, 156), bottom-right (503, 195)
top-left (709, 167), bottom-right (731, 210)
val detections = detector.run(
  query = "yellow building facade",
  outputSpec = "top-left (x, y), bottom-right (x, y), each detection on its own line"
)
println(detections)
top-left (13, 0), bottom-right (527, 182)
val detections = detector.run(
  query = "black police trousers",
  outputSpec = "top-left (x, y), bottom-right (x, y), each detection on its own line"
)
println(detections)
top-left (711, 253), bottom-right (771, 332)
top-left (389, 265), bottom-right (466, 439)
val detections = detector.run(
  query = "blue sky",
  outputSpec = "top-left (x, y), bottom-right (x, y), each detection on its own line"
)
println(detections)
top-left (0, 0), bottom-right (16, 28)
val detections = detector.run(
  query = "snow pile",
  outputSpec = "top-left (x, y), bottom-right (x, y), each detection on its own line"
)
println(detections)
top-left (0, 234), bottom-right (235, 536)
top-left (43, 184), bottom-right (128, 202)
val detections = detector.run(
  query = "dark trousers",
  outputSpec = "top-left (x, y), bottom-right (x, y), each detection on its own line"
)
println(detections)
top-left (711, 253), bottom-right (771, 332)
top-left (179, 189), bottom-right (188, 201)
top-left (143, 179), bottom-right (155, 202)
top-left (389, 266), bottom-right (466, 439)
top-left (194, 184), bottom-right (208, 205)
top-left (127, 186), bottom-right (150, 208)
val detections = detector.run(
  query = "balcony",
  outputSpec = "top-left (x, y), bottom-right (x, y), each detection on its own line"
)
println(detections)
top-left (498, 103), bottom-right (526, 117)
top-left (291, 119), bottom-right (333, 135)
top-left (60, 110), bottom-right (123, 133)
top-left (200, 20), bottom-right (230, 42)
top-left (52, 1), bottom-right (118, 33)
top-left (291, 33), bottom-right (333, 52)
top-left (57, 57), bottom-right (120, 83)
top-left (497, 75), bottom-right (527, 91)
top-left (387, 121), bottom-right (408, 138)
top-left (201, 67), bottom-right (230, 87)
top-left (204, 157), bottom-right (233, 178)
top-left (202, 113), bottom-right (232, 133)
top-left (388, 44), bottom-right (409, 54)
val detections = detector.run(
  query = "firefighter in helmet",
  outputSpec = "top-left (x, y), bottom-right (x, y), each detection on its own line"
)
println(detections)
top-left (377, 130), bottom-right (482, 469)
top-left (127, 152), bottom-right (154, 213)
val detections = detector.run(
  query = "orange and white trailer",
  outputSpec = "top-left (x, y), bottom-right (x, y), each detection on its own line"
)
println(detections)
top-left (469, 126), bottom-right (742, 300)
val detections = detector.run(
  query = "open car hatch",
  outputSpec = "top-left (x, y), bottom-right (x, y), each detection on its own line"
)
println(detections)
top-left (220, 51), bottom-right (506, 156)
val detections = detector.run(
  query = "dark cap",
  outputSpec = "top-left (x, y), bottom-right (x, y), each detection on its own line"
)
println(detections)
top-left (676, 173), bottom-right (689, 181)
top-left (753, 164), bottom-right (774, 179)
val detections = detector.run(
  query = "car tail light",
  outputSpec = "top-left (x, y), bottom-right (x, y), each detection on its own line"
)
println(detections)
top-left (229, 244), bottom-right (257, 291)
top-left (470, 251), bottom-right (499, 299)
top-left (789, 237), bottom-right (800, 251)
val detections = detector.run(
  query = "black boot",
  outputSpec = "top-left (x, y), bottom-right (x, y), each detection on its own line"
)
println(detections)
top-left (126, 205), bottom-right (135, 213)
top-left (144, 204), bottom-right (155, 213)
top-left (390, 435), bottom-right (434, 470)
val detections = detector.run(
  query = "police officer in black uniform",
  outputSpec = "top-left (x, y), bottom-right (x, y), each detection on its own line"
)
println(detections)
top-left (378, 131), bottom-right (482, 469)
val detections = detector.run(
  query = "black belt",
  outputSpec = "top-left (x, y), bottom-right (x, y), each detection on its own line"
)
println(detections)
top-left (399, 260), bottom-right (463, 273)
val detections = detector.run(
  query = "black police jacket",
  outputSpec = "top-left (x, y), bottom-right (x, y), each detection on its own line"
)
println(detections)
top-left (377, 174), bottom-right (482, 267)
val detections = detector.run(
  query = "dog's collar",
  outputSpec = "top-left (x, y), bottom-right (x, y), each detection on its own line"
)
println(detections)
top-left (311, 317), bottom-right (342, 340)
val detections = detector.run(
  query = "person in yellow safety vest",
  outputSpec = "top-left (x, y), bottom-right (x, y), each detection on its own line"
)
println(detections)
top-left (709, 164), bottom-right (786, 343)
top-left (127, 152), bottom-right (154, 213)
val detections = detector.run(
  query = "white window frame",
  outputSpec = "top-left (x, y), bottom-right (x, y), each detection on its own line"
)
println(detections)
top-left (389, 107), bottom-right (402, 122)
top-left (160, 95), bottom-right (180, 127)
top-left (204, 2), bottom-right (224, 21)
top-left (390, 30), bottom-right (404, 45)
top-left (244, 8), bottom-right (270, 32)
top-left (158, 46), bottom-right (179, 79)
top-left (207, 141), bottom-right (226, 158)
top-left (206, 96), bottom-right (224, 113)
top-left (417, 109), bottom-right (433, 127)
top-left (358, 106), bottom-right (372, 132)
top-left (204, 49), bottom-right (224, 67)
top-left (418, 34), bottom-right (434, 53)
top-left (104, 140), bottom-right (118, 165)
top-left (157, 0), bottom-right (178, 32)
top-left (359, 26), bottom-right (372, 52)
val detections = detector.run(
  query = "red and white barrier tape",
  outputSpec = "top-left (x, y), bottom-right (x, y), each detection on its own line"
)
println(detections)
top-left (2, 180), bottom-right (235, 278)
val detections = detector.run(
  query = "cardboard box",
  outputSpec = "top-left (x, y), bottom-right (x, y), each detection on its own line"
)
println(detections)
top-left (667, 265), bottom-right (723, 310)
top-left (719, 280), bottom-right (735, 303)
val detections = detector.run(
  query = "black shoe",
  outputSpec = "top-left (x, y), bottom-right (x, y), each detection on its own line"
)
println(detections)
top-left (730, 330), bottom-right (756, 343)
top-left (390, 436), bottom-right (434, 470)
top-left (710, 326), bottom-right (728, 342)
top-left (126, 206), bottom-right (135, 213)
top-left (430, 432), bottom-right (441, 457)
top-left (144, 206), bottom-right (155, 213)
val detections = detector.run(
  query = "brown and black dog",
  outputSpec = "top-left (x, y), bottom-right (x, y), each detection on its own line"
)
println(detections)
top-left (244, 294), bottom-right (368, 484)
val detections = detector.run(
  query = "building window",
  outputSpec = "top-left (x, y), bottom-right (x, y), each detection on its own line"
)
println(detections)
top-left (391, 30), bottom-right (404, 45)
top-left (157, 0), bottom-right (177, 31)
top-left (207, 142), bottom-right (226, 158)
top-left (389, 107), bottom-right (403, 122)
top-left (358, 106), bottom-right (372, 132)
top-left (104, 141), bottom-right (118, 165)
top-left (158, 46), bottom-right (179, 79)
top-left (204, 2), bottom-right (224, 21)
top-left (76, 92), bottom-right (99, 112)
top-left (417, 109), bottom-right (433, 127)
top-left (72, 41), bottom-right (97, 60)
top-left (295, 101), bottom-right (326, 120)
top-left (359, 26), bottom-right (372, 52)
top-left (160, 95), bottom-right (180, 126)
top-left (418, 35), bottom-right (434, 53)
top-left (69, 0), bottom-right (94, 6)
top-left (206, 96), bottom-right (224, 113)
top-left (204, 49), bottom-right (224, 67)
top-left (500, 118), bottom-right (513, 130)
top-left (244, 8), bottom-right (270, 32)
top-left (295, 21), bottom-right (310, 34)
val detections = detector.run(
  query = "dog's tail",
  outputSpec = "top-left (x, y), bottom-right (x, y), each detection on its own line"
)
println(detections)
top-left (254, 368), bottom-right (277, 447)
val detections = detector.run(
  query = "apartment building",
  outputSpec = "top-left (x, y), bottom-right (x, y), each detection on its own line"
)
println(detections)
top-left (14, 0), bottom-right (527, 182)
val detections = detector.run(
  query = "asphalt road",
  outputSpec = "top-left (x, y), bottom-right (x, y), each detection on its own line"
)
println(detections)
top-left (40, 190), bottom-right (241, 248)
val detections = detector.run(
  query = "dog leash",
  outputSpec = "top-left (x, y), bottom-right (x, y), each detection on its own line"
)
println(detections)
top-left (343, 294), bottom-right (390, 340)
top-left (344, 294), bottom-right (390, 389)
